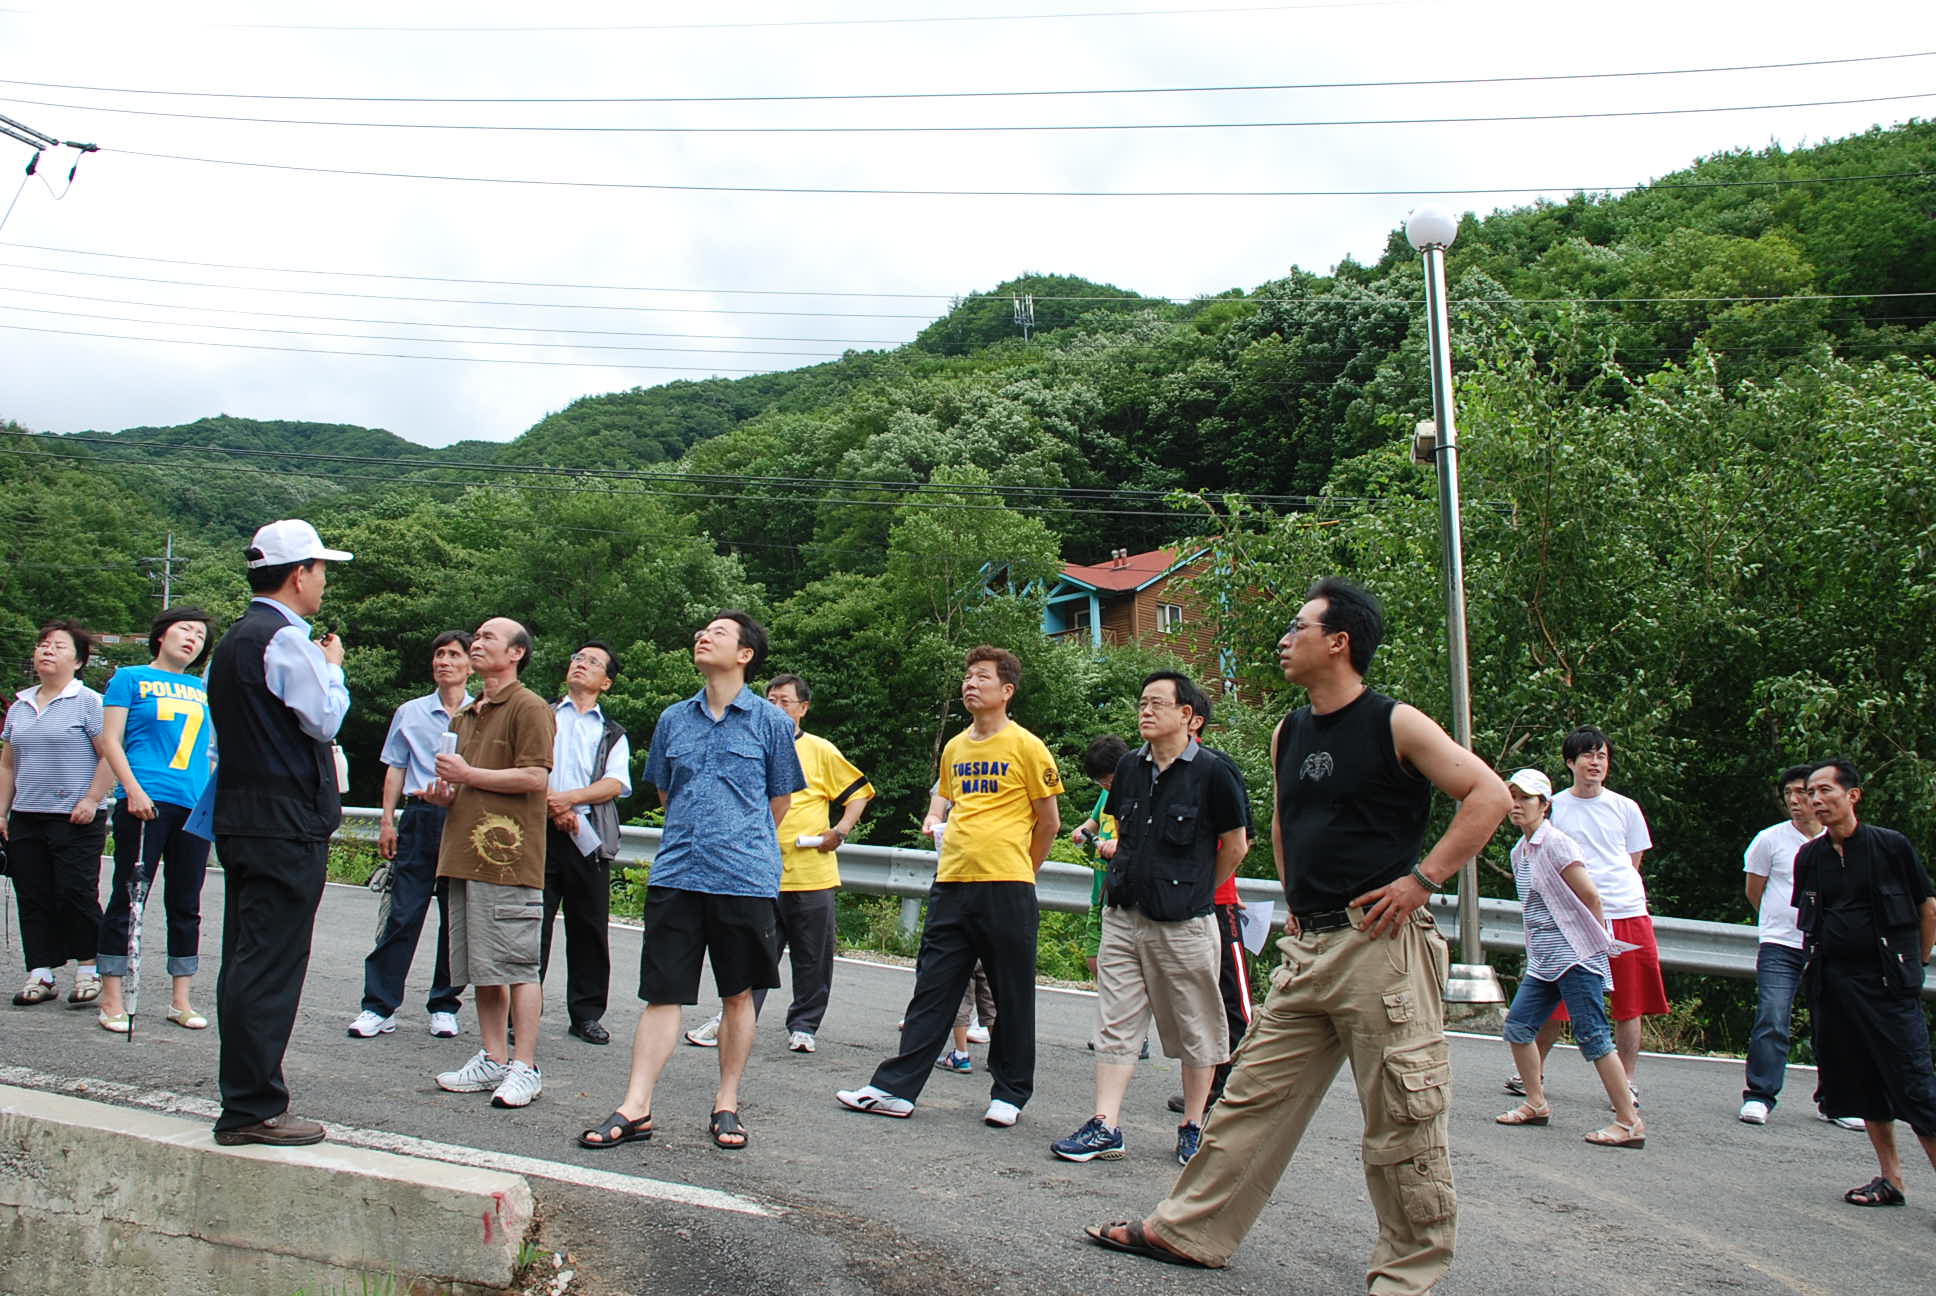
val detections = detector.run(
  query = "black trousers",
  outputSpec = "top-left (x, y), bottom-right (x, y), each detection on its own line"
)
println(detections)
top-left (751, 887), bottom-right (839, 1034)
top-left (214, 834), bottom-right (327, 1131)
top-left (1212, 901), bottom-right (1254, 1096)
top-left (7, 810), bottom-right (108, 972)
top-left (540, 826), bottom-right (611, 1026)
top-left (871, 881), bottom-right (1039, 1108)
top-left (1812, 954), bottom-right (1936, 1137)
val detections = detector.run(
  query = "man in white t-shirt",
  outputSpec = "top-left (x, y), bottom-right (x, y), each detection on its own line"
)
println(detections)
top-left (1738, 764), bottom-right (1860, 1130)
top-left (1517, 727), bottom-right (1667, 1098)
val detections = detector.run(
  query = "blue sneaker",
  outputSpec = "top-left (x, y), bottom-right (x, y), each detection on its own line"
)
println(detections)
top-left (1052, 1116), bottom-right (1125, 1162)
top-left (936, 1050), bottom-right (973, 1074)
top-left (1175, 1121), bottom-right (1202, 1165)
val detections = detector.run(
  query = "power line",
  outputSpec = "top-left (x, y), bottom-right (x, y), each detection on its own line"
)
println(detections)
top-left (0, 240), bottom-right (966, 300)
top-left (0, 321), bottom-right (795, 373)
top-left (0, 440), bottom-right (1265, 521)
top-left (0, 284), bottom-right (905, 342)
top-left (6, 429), bottom-right (1335, 507)
top-left (0, 261), bottom-right (940, 318)
top-left (5, 50), bottom-right (1927, 105)
top-left (111, 148), bottom-right (1936, 199)
top-left (6, 253), bottom-right (1932, 313)
top-left (3, 4), bottom-right (1418, 36)
top-left (15, 90), bottom-right (1933, 134)
top-left (0, 303), bottom-right (862, 358)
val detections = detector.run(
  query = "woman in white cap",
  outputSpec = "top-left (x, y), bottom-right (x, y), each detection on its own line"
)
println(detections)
top-left (1494, 767), bottom-right (1645, 1148)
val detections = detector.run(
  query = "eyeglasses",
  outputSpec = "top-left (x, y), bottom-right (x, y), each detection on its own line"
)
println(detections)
top-left (1284, 618), bottom-right (1331, 638)
top-left (569, 652), bottom-right (608, 667)
top-left (1137, 696), bottom-right (1181, 712)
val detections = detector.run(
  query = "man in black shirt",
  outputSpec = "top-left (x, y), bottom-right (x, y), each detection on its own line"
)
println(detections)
top-left (1050, 671), bottom-right (1247, 1168)
top-left (1086, 577), bottom-right (1508, 1294)
top-left (1795, 758), bottom-right (1936, 1208)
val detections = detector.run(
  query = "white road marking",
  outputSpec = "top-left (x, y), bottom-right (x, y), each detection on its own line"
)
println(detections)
top-left (0, 1065), bottom-right (782, 1217)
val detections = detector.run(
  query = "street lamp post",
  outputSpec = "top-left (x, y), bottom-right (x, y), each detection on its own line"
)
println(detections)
top-left (1406, 205), bottom-right (1504, 1021)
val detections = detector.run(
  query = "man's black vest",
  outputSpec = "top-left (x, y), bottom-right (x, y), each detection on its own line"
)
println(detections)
top-left (1107, 748), bottom-right (1223, 922)
top-left (208, 600), bottom-right (342, 840)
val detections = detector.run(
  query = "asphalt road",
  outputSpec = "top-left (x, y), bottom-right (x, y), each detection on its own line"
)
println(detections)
top-left (2, 866), bottom-right (1925, 1296)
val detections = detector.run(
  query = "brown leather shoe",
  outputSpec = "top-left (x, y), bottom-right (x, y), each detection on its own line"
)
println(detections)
top-left (213, 1114), bottom-right (327, 1147)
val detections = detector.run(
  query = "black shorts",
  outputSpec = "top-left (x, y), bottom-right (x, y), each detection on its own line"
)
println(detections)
top-left (638, 886), bottom-right (781, 1005)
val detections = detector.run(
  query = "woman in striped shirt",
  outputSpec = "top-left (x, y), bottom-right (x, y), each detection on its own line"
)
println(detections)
top-left (1494, 767), bottom-right (1645, 1149)
top-left (0, 620), bottom-right (115, 1007)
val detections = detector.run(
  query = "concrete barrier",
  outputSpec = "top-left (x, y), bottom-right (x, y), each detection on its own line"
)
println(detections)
top-left (0, 1084), bottom-right (533, 1295)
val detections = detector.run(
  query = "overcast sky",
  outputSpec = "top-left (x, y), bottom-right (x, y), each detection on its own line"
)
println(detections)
top-left (1, 1), bottom-right (1927, 448)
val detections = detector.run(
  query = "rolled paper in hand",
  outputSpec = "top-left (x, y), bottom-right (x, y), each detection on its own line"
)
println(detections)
top-left (796, 835), bottom-right (825, 848)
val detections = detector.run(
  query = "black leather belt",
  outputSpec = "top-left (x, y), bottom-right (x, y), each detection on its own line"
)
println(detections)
top-left (1293, 908), bottom-right (1354, 933)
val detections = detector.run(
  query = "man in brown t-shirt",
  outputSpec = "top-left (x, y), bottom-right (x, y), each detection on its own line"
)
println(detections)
top-left (426, 616), bottom-right (555, 1109)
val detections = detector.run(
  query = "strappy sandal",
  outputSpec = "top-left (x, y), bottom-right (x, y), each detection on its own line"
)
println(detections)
top-left (1584, 1118), bottom-right (1645, 1149)
top-left (1844, 1176), bottom-right (1904, 1207)
top-left (13, 978), bottom-right (57, 1006)
top-left (98, 1010), bottom-right (131, 1034)
top-left (710, 1109), bottom-right (748, 1150)
top-left (1084, 1221), bottom-right (1221, 1269)
top-left (577, 1110), bottom-right (652, 1149)
top-left (1495, 1101), bottom-right (1551, 1126)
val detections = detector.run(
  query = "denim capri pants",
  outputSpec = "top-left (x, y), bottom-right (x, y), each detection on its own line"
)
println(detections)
top-left (1503, 964), bottom-right (1614, 1060)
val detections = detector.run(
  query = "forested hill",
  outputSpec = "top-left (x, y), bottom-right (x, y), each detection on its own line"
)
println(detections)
top-left (5, 120), bottom-right (1935, 951)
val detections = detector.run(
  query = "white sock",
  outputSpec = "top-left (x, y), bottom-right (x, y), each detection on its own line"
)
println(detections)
top-left (77, 964), bottom-right (96, 977)
top-left (29, 967), bottom-right (53, 984)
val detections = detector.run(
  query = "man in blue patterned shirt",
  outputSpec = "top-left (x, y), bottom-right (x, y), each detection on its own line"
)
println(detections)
top-left (578, 611), bottom-right (803, 1153)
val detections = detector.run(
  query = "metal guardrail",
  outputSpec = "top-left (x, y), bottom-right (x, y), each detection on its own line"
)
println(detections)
top-left (337, 807), bottom-right (1929, 996)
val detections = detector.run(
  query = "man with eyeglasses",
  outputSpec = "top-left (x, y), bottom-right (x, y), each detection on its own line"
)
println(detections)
top-left (1051, 670), bottom-right (1247, 1168)
top-left (1088, 577), bottom-right (1508, 1296)
top-left (579, 613), bottom-right (802, 1152)
top-left (540, 642), bottom-right (632, 1047)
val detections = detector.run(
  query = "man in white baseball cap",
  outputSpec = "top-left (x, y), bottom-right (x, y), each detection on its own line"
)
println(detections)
top-left (205, 519), bottom-right (353, 1147)
top-left (246, 518), bottom-right (354, 569)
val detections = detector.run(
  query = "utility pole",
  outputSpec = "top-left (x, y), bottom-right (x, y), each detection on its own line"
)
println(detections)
top-left (141, 533), bottom-right (176, 608)
top-left (1011, 293), bottom-right (1035, 342)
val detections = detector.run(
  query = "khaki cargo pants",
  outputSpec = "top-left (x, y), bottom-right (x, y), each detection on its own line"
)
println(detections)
top-left (1146, 906), bottom-right (1455, 1295)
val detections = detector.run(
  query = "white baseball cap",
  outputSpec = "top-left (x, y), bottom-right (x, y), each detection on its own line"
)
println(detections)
top-left (1506, 768), bottom-right (1553, 799)
top-left (247, 519), bottom-right (353, 568)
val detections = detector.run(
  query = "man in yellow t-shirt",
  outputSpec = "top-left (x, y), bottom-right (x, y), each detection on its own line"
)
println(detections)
top-left (837, 645), bottom-right (1060, 1128)
top-left (684, 673), bottom-right (874, 1055)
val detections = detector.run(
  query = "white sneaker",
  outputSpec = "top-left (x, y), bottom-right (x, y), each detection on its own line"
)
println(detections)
top-left (490, 1060), bottom-right (543, 1108)
top-left (437, 1050), bottom-right (509, 1093)
top-left (427, 1011), bottom-right (460, 1038)
top-left (836, 1085), bottom-right (914, 1118)
top-left (984, 1099), bottom-right (1021, 1128)
top-left (1738, 1099), bottom-right (1770, 1125)
top-left (1817, 1111), bottom-right (1866, 1131)
top-left (787, 1030), bottom-right (816, 1053)
top-left (965, 1023), bottom-right (991, 1045)
top-left (347, 1010), bottom-right (397, 1038)
top-left (685, 1013), bottom-right (722, 1047)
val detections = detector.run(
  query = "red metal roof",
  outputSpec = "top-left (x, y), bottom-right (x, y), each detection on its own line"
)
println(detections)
top-left (1059, 548), bottom-right (1186, 592)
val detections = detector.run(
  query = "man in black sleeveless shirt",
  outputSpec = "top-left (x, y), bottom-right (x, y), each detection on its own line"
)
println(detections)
top-left (1088, 577), bottom-right (1508, 1295)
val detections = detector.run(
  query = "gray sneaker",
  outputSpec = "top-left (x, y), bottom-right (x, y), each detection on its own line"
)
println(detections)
top-left (685, 1013), bottom-right (722, 1047)
top-left (490, 1060), bottom-right (543, 1108)
top-left (437, 1050), bottom-right (509, 1093)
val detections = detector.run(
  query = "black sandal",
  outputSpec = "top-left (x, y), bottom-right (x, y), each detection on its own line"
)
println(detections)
top-left (577, 1110), bottom-right (652, 1149)
top-left (710, 1109), bottom-right (748, 1150)
top-left (1844, 1176), bottom-right (1904, 1207)
top-left (1084, 1221), bottom-right (1219, 1269)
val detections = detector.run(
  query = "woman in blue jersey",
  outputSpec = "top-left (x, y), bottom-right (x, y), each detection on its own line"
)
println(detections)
top-left (95, 606), bottom-right (217, 1032)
